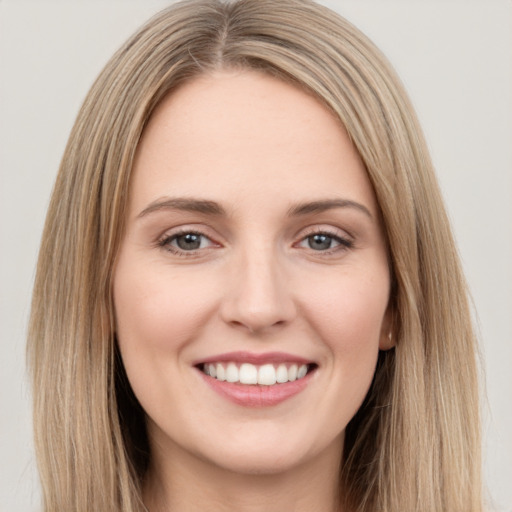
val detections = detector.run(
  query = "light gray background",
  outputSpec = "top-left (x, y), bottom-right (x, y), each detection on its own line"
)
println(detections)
top-left (1, 1), bottom-right (511, 511)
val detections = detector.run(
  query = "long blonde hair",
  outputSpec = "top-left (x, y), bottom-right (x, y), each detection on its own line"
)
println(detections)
top-left (27, 1), bottom-right (482, 510)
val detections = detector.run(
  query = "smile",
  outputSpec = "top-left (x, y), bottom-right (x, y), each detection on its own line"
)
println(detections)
top-left (201, 362), bottom-right (312, 385)
top-left (195, 352), bottom-right (318, 407)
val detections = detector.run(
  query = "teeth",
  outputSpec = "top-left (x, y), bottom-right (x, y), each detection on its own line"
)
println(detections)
top-left (202, 362), bottom-right (310, 385)
top-left (239, 363), bottom-right (258, 384)
top-left (276, 364), bottom-right (289, 383)
top-left (258, 364), bottom-right (276, 385)
top-left (226, 363), bottom-right (239, 383)
top-left (216, 363), bottom-right (226, 381)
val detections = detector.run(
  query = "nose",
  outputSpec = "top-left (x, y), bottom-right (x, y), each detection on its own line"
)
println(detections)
top-left (220, 245), bottom-right (297, 334)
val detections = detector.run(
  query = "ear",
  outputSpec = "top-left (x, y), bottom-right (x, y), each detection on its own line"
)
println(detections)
top-left (379, 305), bottom-right (395, 351)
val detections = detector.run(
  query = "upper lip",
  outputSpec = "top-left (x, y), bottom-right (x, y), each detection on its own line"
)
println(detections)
top-left (194, 351), bottom-right (314, 366)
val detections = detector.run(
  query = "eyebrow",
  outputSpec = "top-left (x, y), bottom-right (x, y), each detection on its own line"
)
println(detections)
top-left (137, 196), bottom-right (373, 220)
top-left (137, 197), bottom-right (226, 218)
top-left (287, 199), bottom-right (373, 219)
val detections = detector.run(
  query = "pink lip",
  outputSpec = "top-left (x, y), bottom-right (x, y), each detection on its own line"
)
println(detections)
top-left (198, 371), bottom-right (313, 407)
top-left (194, 351), bottom-right (316, 407)
top-left (194, 351), bottom-right (312, 366)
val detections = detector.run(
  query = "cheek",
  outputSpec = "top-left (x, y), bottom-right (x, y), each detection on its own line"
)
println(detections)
top-left (112, 263), bottom-right (221, 418)
top-left (112, 263), bottom-right (223, 415)
top-left (306, 271), bottom-right (389, 347)
top-left (113, 265), bottom-right (217, 353)
top-left (300, 268), bottom-right (389, 394)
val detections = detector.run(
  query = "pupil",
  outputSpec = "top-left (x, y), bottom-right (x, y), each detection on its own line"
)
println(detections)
top-left (309, 234), bottom-right (331, 250)
top-left (177, 233), bottom-right (201, 250)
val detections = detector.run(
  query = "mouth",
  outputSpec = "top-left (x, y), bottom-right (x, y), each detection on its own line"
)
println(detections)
top-left (193, 352), bottom-right (317, 407)
top-left (198, 361), bottom-right (317, 386)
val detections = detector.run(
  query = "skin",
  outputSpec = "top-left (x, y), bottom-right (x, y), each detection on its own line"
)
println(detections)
top-left (113, 70), bottom-right (393, 512)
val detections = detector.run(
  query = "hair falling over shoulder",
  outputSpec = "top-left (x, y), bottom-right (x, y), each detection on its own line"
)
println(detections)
top-left (27, 1), bottom-right (483, 511)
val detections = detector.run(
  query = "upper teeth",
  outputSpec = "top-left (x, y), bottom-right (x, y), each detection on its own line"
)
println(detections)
top-left (203, 362), bottom-right (309, 385)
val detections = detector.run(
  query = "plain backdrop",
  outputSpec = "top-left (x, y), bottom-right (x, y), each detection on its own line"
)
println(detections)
top-left (0, 1), bottom-right (511, 511)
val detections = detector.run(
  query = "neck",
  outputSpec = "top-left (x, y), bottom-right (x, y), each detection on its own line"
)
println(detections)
top-left (143, 437), bottom-right (344, 512)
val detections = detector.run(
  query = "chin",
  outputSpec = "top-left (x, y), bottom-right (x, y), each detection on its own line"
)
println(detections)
top-left (213, 449), bottom-right (304, 475)
top-left (192, 429), bottom-right (343, 478)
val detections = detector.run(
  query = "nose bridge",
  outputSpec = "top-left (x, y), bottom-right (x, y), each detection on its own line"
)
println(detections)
top-left (221, 238), bottom-right (295, 332)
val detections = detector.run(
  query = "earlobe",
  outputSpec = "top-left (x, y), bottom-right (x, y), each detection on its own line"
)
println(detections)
top-left (379, 307), bottom-right (396, 351)
top-left (379, 330), bottom-right (395, 351)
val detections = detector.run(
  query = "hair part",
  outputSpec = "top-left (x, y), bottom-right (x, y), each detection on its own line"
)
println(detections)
top-left (27, 1), bottom-right (482, 511)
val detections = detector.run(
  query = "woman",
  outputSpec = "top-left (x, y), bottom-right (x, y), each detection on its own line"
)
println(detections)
top-left (27, 0), bottom-right (483, 511)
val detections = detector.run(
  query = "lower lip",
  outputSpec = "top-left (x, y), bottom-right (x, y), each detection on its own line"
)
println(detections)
top-left (198, 370), bottom-right (312, 407)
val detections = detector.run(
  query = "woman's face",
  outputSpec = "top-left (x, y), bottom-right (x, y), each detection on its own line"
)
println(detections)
top-left (113, 70), bottom-right (392, 476)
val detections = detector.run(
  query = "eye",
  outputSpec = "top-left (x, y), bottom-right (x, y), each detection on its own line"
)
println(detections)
top-left (158, 230), bottom-right (216, 254)
top-left (305, 233), bottom-right (336, 251)
top-left (297, 230), bottom-right (353, 253)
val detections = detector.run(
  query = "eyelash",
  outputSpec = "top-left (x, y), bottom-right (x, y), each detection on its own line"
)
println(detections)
top-left (297, 228), bottom-right (354, 254)
top-left (157, 229), bottom-right (216, 256)
top-left (157, 227), bottom-right (354, 257)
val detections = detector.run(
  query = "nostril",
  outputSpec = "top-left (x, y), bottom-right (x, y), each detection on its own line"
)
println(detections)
top-left (219, 267), bottom-right (297, 333)
top-left (227, 316), bottom-right (289, 335)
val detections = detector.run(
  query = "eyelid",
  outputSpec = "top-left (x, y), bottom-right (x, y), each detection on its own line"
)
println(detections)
top-left (154, 223), bottom-right (354, 257)
top-left (156, 225), bottom-right (222, 256)
top-left (293, 225), bottom-right (354, 253)
top-left (295, 224), bottom-right (353, 241)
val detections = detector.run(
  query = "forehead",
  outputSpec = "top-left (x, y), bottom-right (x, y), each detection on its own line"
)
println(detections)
top-left (129, 69), bottom-right (377, 217)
